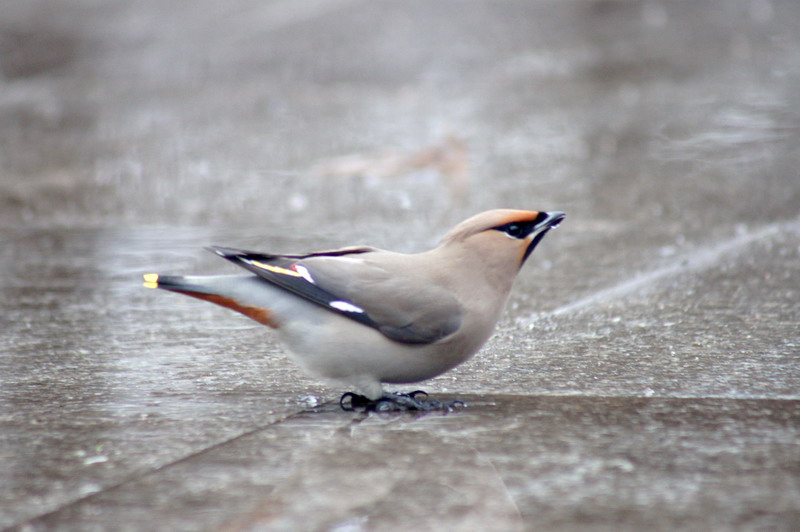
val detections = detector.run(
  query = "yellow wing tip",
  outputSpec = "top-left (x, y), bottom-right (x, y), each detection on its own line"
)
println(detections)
top-left (143, 273), bottom-right (159, 289)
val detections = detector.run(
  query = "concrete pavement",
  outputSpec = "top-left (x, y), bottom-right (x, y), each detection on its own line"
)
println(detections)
top-left (1, 0), bottom-right (798, 530)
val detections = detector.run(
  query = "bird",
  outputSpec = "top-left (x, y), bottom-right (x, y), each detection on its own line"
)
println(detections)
top-left (143, 209), bottom-right (565, 411)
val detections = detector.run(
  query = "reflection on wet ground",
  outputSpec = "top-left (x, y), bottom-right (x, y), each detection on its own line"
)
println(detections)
top-left (2, 0), bottom-right (799, 529)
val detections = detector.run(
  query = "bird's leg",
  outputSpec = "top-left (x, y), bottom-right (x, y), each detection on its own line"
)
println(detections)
top-left (377, 390), bottom-right (466, 412)
top-left (339, 392), bottom-right (374, 411)
top-left (339, 390), bottom-right (465, 412)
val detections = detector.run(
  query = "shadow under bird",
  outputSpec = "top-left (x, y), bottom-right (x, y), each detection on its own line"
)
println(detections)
top-left (143, 209), bottom-right (565, 411)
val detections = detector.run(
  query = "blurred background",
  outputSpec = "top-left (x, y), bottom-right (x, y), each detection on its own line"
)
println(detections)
top-left (3, 0), bottom-right (797, 233)
top-left (1, 0), bottom-right (799, 529)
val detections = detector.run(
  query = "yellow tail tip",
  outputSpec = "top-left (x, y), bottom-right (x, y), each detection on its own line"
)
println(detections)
top-left (143, 273), bottom-right (159, 289)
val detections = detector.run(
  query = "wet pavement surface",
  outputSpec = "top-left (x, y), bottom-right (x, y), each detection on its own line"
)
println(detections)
top-left (2, 0), bottom-right (799, 530)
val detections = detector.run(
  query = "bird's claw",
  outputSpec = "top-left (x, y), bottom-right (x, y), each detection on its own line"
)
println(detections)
top-left (339, 392), bottom-right (374, 411)
top-left (339, 390), bottom-right (465, 413)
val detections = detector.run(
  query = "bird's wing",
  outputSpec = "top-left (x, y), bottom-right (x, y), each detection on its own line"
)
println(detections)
top-left (208, 246), bottom-right (463, 344)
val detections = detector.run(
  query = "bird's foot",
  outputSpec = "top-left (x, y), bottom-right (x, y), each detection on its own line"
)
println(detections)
top-left (339, 390), bottom-right (465, 412)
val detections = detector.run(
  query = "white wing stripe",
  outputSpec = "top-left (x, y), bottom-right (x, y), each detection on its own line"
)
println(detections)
top-left (329, 300), bottom-right (365, 313)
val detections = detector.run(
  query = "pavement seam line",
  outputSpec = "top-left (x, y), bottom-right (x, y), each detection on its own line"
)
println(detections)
top-left (533, 218), bottom-right (798, 322)
top-left (8, 405), bottom-right (332, 530)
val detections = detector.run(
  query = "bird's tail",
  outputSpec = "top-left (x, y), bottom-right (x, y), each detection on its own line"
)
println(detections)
top-left (142, 273), bottom-right (278, 328)
top-left (143, 273), bottom-right (214, 294)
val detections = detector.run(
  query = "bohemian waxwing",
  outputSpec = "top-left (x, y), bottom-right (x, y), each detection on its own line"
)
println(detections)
top-left (143, 209), bottom-right (565, 410)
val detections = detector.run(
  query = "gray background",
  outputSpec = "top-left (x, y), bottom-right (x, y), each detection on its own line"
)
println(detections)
top-left (1, 0), bottom-right (798, 530)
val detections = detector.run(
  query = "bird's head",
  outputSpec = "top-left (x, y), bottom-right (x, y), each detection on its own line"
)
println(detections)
top-left (440, 209), bottom-right (565, 275)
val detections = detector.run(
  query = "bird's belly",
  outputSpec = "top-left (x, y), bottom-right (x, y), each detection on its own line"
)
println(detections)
top-left (277, 311), bottom-right (483, 385)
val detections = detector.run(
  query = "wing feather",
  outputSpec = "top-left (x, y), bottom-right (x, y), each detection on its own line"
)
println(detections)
top-left (207, 246), bottom-right (462, 344)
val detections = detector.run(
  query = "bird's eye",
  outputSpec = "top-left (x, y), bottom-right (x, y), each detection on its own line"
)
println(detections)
top-left (495, 221), bottom-right (533, 239)
top-left (506, 224), bottom-right (523, 238)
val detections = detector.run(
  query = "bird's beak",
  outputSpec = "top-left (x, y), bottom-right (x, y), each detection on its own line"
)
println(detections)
top-left (536, 211), bottom-right (566, 231)
top-left (521, 211), bottom-right (565, 265)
